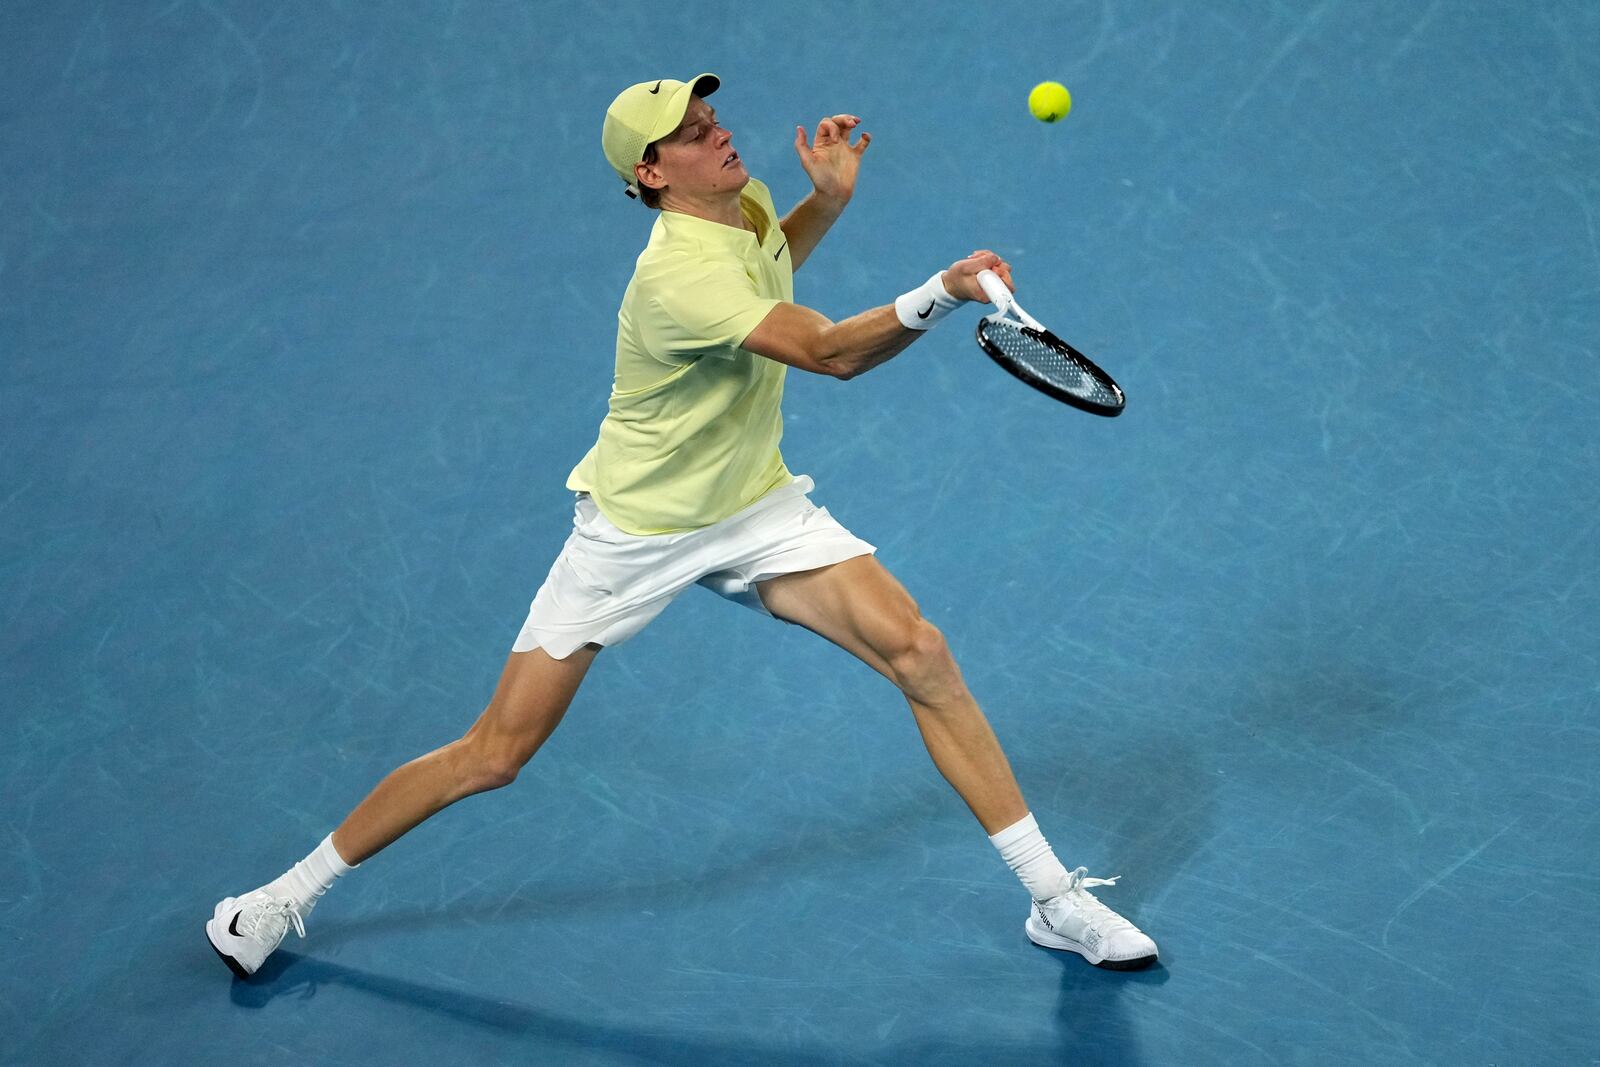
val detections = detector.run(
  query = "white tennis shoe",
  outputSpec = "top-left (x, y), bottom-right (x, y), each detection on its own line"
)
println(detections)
top-left (1025, 866), bottom-right (1159, 970)
top-left (205, 889), bottom-right (306, 978)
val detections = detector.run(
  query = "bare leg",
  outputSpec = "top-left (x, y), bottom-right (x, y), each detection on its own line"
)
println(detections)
top-left (755, 557), bottom-right (1028, 834)
top-left (332, 644), bottom-right (600, 865)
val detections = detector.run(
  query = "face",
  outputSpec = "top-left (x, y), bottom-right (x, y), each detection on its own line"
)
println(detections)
top-left (636, 95), bottom-right (747, 201)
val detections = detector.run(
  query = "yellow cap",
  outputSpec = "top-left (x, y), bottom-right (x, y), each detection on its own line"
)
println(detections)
top-left (602, 73), bottom-right (721, 198)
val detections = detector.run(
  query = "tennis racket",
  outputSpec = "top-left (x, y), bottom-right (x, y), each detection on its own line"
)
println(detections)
top-left (974, 269), bottom-right (1126, 417)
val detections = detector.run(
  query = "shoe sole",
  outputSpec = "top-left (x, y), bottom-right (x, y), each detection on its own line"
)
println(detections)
top-left (1025, 916), bottom-right (1157, 971)
top-left (205, 899), bottom-right (254, 980)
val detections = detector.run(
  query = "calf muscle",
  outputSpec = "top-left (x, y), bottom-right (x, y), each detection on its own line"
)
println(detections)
top-left (332, 645), bottom-right (598, 865)
top-left (756, 558), bottom-right (1029, 833)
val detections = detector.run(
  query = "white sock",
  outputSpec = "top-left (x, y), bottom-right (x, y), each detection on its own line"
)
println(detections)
top-left (989, 813), bottom-right (1070, 902)
top-left (264, 833), bottom-right (357, 914)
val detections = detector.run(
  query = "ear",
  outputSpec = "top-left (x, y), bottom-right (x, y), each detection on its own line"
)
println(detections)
top-left (634, 159), bottom-right (667, 194)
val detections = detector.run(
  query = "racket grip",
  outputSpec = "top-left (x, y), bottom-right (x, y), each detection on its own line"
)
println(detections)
top-left (976, 269), bottom-right (1012, 310)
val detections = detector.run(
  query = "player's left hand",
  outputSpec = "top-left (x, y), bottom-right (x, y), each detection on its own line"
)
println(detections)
top-left (794, 115), bottom-right (871, 204)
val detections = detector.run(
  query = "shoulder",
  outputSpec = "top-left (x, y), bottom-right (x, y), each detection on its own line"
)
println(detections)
top-left (632, 247), bottom-right (742, 298)
top-left (634, 224), bottom-right (748, 293)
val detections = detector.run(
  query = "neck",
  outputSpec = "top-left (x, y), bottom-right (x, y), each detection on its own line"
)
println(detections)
top-left (659, 188), bottom-right (747, 230)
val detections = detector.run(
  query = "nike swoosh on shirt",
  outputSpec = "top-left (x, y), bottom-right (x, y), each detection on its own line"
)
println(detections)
top-left (773, 240), bottom-right (787, 261)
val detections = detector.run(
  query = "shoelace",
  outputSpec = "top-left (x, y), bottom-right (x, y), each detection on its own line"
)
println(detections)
top-left (1054, 867), bottom-right (1137, 936)
top-left (242, 896), bottom-right (307, 941)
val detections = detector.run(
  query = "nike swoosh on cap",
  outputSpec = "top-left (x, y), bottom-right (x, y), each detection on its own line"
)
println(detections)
top-left (649, 81), bottom-right (662, 94)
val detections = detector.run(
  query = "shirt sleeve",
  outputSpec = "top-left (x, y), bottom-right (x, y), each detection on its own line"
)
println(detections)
top-left (643, 254), bottom-right (782, 362)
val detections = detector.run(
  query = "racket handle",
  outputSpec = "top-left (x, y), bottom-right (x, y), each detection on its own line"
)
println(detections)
top-left (976, 269), bottom-right (1012, 311)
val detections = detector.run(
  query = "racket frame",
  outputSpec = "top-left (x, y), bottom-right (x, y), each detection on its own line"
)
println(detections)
top-left (974, 269), bottom-right (1126, 417)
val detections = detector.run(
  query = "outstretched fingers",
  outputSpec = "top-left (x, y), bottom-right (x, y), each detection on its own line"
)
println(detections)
top-left (828, 115), bottom-right (868, 152)
top-left (802, 115), bottom-right (869, 152)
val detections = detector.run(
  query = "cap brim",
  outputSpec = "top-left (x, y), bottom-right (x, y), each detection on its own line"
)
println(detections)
top-left (646, 72), bottom-right (721, 142)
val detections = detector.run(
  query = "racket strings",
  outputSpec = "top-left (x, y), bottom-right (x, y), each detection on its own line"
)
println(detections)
top-left (979, 320), bottom-right (1122, 409)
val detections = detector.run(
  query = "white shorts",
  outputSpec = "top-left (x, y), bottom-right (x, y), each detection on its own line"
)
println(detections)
top-left (513, 475), bottom-right (875, 659)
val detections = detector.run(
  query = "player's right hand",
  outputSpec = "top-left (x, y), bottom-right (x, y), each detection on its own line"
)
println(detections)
top-left (943, 250), bottom-right (1015, 302)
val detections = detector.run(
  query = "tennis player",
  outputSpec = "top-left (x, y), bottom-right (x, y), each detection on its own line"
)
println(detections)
top-left (206, 73), bottom-right (1158, 976)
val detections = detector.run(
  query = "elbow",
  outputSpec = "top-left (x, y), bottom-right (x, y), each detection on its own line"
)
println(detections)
top-left (811, 337), bottom-right (861, 381)
top-left (827, 360), bottom-right (861, 382)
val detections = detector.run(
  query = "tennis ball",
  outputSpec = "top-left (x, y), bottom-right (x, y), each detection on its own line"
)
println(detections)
top-left (1028, 81), bottom-right (1072, 123)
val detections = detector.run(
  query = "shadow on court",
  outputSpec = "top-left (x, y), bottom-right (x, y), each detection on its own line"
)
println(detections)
top-left (241, 736), bottom-right (1199, 1065)
top-left (239, 950), bottom-right (1168, 1065)
top-left (236, 952), bottom-right (837, 1065)
top-left (1050, 955), bottom-right (1171, 1064)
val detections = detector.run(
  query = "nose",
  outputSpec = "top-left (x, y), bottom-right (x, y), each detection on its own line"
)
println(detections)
top-left (716, 125), bottom-right (733, 147)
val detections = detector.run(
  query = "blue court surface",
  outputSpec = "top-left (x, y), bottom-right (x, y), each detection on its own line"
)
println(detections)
top-left (4, 2), bottom-right (1598, 1064)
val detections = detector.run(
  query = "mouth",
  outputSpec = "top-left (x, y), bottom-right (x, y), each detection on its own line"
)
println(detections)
top-left (723, 151), bottom-right (740, 169)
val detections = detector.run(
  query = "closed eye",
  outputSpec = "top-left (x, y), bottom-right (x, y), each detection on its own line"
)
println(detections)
top-left (682, 111), bottom-right (719, 143)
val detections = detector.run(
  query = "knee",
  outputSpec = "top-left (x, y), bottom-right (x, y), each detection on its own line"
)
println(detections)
top-left (885, 618), bottom-right (961, 698)
top-left (454, 736), bottom-right (526, 793)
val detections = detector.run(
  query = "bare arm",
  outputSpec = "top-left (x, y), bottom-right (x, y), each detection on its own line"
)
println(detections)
top-left (783, 116), bottom-right (870, 272)
top-left (780, 191), bottom-right (848, 273)
top-left (743, 301), bottom-right (915, 380)
top-left (741, 251), bottom-right (1015, 380)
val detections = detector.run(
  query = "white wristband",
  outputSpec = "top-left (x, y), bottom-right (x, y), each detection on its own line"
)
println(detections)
top-left (894, 271), bottom-right (965, 330)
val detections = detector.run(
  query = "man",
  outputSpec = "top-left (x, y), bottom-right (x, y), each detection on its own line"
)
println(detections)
top-left (206, 73), bottom-right (1158, 978)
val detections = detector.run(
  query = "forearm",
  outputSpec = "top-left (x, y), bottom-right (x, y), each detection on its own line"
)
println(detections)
top-left (744, 272), bottom-right (972, 380)
top-left (813, 304), bottom-right (922, 379)
top-left (779, 191), bottom-right (848, 272)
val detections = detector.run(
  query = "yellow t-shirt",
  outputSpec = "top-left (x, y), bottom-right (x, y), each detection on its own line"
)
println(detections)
top-left (567, 178), bottom-right (795, 535)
